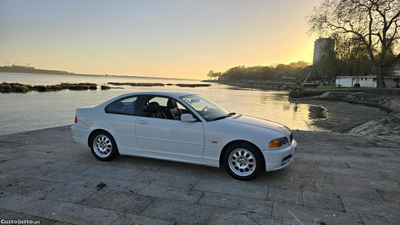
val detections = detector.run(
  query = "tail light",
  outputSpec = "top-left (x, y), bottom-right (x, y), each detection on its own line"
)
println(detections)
top-left (74, 114), bottom-right (78, 123)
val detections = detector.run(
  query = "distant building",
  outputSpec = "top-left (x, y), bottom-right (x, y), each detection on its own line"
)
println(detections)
top-left (336, 75), bottom-right (399, 88)
top-left (281, 75), bottom-right (296, 82)
top-left (313, 38), bottom-right (334, 64)
top-left (335, 76), bottom-right (377, 88)
top-left (390, 63), bottom-right (400, 76)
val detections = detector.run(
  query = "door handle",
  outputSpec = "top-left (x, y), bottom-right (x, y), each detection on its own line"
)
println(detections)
top-left (137, 120), bottom-right (148, 125)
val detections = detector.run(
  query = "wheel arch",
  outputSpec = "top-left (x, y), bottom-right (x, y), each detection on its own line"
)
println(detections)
top-left (88, 129), bottom-right (116, 148)
top-left (219, 140), bottom-right (265, 169)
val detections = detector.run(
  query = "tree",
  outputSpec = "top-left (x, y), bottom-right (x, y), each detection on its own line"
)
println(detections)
top-left (308, 0), bottom-right (400, 87)
top-left (207, 70), bottom-right (214, 80)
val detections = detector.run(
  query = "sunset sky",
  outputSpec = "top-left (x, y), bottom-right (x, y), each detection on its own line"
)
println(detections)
top-left (0, 0), bottom-right (320, 79)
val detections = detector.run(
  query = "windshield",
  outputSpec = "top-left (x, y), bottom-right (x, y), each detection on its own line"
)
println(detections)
top-left (181, 95), bottom-right (232, 121)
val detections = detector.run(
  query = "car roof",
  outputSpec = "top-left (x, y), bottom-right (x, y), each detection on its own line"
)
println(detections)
top-left (117, 91), bottom-right (196, 99)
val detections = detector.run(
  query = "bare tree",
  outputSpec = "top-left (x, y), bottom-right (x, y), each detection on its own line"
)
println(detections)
top-left (308, 0), bottom-right (400, 87)
top-left (207, 70), bottom-right (214, 80)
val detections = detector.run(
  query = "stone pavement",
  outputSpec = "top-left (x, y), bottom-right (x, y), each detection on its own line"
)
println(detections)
top-left (0, 126), bottom-right (399, 225)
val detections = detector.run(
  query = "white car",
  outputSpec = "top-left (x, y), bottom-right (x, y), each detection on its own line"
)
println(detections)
top-left (71, 91), bottom-right (296, 180)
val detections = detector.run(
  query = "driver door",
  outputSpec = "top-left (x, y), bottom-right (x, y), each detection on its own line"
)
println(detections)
top-left (135, 95), bottom-right (205, 159)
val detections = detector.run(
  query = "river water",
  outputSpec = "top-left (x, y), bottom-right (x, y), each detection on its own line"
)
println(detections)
top-left (0, 72), bottom-right (328, 136)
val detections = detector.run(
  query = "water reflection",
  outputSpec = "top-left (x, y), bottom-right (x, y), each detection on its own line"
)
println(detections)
top-left (0, 73), bottom-right (329, 135)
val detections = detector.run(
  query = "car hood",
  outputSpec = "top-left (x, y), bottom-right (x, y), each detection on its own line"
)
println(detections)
top-left (226, 114), bottom-right (291, 136)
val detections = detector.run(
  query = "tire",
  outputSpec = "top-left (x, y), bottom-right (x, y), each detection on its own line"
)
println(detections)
top-left (223, 142), bottom-right (263, 181)
top-left (90, 131), bottom-right (119, 161)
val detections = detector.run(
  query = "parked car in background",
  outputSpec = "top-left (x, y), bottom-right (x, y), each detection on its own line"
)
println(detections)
top-left (71, 91), bottom-right (296, 180)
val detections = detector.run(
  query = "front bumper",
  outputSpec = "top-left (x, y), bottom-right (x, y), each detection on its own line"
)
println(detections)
top-left (262, 139), bottom-right (297, 171)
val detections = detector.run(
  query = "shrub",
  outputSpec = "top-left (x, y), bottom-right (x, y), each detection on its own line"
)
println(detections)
top-left (101, 85), bottom-right (111, 90)
top-left (15, 85), bottom-right (29, 93)
top-left (0, 83), bottom-right (11, 92)
top-left (36, 85), bottom-right (48, 92)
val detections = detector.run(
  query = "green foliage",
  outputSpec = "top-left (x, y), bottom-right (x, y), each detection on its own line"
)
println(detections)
top-left (0, 83), bottom-right (12, 93)
top-left (14, 85), bottom-right (29, 93)
top-left (214, 61), bottom-right (311, 81)
top-left (207, 70), bottom-right (222, 80)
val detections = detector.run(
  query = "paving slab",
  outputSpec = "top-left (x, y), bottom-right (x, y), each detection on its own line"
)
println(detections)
top-left (89, 177), bottom-right (149, 194)
top-left (319, 165), bottom-right (384, 179)
top-left (156, 161), bottom-right (214, 177)
top-left (138, 184), bottom-right (203, 203)
top-left (266, 187), bottom-right (303, 205)
top-left (206, 207), bottom-right (281, 225)
top-left (360, 214), bottom-right (400, 225)
top-left (377, 189), bottom-right (400, 203)
top-left (302, 190), bottom-right (345, 211)
top-left (78, 189), bottom-right (155, 214)
top-left (141, 198), bottom-right (214, 224)
top-left (198, 192), bottom-right (273, 215)
top-left (193, 178), bottom-right (268, 199)
top-left (42, 202), bottom-right (123, 225)
top-left (272, 201), bottom-right (363, 225)
top-left (331, 175), bottom-right (400, 190)
top-left (29, 182), bottom-right (97, 203)
top-left (81, 165), bottom-right (143, 180)
top-left (110, 213), bottom-right (175, 225)
top-left (341, 196), bottom-right (400, 220)
top-left (132, 170), bottom-right (201, 189)
top-left (282, 218), bottom-right (316, 225)
top-left (0, 193), bottom-right (60, 218)
top-left (316, 183), bottom-right (383, 201)
top-left (0, 176), bottom-right (55, 195)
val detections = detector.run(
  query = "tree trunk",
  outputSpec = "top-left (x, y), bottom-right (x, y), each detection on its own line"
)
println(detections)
top-left (376, 66), bottom-right (387, 88)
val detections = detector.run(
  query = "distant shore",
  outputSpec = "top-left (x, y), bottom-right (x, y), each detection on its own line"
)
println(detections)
top-left (0, 69), bottom-right (200, 81)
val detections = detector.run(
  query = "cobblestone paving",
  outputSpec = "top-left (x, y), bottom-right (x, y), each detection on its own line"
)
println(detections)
top-left (0, 126), bottom-right (399, 225)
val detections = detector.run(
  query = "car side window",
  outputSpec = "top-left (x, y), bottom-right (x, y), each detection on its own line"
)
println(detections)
top-left (149, 97), bottom-right (168, 107)
top-left (106, 96), bottom-right (137, 115)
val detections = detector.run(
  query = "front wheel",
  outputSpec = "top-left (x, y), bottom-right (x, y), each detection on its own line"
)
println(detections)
top-left (90, 131), bottom-right (119, 161)
top-left (223, 143), bottom-right (263, 180)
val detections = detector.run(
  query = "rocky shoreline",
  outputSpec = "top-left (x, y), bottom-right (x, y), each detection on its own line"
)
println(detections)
top-left (290, 90), bottom-right (400, 136)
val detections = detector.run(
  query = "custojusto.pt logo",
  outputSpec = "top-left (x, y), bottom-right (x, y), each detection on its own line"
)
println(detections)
top-left (1, 219), bottom-right (40, 225)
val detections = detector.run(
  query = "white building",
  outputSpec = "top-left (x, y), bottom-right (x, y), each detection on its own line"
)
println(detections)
top-left (336, 75), bottom-right (400, 88)
top-left (335, 76), bottom-right (377, 88)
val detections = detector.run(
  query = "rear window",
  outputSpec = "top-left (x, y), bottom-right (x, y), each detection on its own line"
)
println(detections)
top-left (105, 96), bottom-right (137, 115)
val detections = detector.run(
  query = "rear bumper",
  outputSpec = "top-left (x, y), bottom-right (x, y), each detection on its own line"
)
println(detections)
top-left (262, 139), bottom-right (297, 171)
top-left (71, 125), bottom-right (91, 146)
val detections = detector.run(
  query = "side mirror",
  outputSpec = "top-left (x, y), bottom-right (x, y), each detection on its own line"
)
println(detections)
top-left (181, 113), bottom-right (196, 122)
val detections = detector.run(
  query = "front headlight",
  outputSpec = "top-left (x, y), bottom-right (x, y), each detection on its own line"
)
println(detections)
top-left (268, 137), bottom-right (289, 148)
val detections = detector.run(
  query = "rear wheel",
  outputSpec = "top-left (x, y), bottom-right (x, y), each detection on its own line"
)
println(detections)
top-left (90, 131), bottom-right (119, 161)
top-left (223, 143), bottom-right (263, 180)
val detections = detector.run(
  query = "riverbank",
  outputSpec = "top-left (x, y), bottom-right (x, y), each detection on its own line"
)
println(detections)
top-left (0, 125), bottom-right (399, 224)
top-left (0, 70), bottom-right (200, 81)
top-left (290, 89), bottom-right (400, 136)
top-left (215, 80), bottom-right (290, 90)
top-left (289, 99), bottom-right (385, 133)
